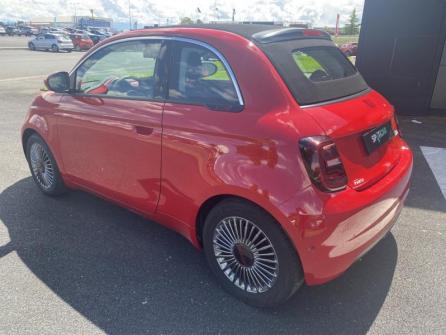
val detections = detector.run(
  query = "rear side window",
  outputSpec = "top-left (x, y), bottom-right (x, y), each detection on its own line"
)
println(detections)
top-left (292, 47), bottom-right (356, 82)
top-left (168, 41), bottom-right (241, 111)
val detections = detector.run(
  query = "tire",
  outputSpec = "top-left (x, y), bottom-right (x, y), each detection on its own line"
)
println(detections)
top-left (66, 49), bottom-right (72, 53)
top-left (74, 45), bottom-right (81, 51)
top-left (203, 199), bottom-right (304, 307)
top-left (28, 42), bottom-right (35, 51)
top-left (25, 134), bottom-right (67, 196)
top-left (51, 44), bottom-right (59, 53)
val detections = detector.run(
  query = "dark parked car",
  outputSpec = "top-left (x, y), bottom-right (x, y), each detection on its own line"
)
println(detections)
top-left (87, 32), bottom-right (106, 44)
top-left (5, 26), bottom-right (19, 36)
top-left (19, 26), bottom-right (38, 36)
top-left (22, 25), bottom-right (412, 307)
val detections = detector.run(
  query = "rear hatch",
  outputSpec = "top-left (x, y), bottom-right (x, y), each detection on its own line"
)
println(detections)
top-left (254, 30), bottom-right (400, 190)
top-left (302, 90), bottom-right (400, 190)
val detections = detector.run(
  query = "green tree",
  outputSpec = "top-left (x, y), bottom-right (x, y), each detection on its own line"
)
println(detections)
top-left (180, 17), bottom-right (194, 25)
top-left (343, 8), bottom-right (360, 35)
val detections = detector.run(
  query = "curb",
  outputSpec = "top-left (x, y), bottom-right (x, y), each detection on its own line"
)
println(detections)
top-left (0, 47), bottom-right (28, 50)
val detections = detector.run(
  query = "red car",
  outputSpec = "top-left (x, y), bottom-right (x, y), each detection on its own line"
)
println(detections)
top-left (70, 33), bottom-right (94, 51)
top-left (21, 25), bottom-right (412, 307)
top-left (340, 42), bottom-right (358, 56)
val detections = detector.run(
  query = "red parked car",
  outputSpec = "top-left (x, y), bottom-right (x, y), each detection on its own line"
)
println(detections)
top-left (21, 25), bottom-right (412, 307)
top-left (70, 33), bottom-right (94, 51)
top-left (340, 42), bottom-right (358, 56)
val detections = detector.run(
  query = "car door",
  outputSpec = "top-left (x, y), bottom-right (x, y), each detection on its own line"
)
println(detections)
top-left (34, 35), bottom-right (45, 49)
top-left (159, 39), bottom-right (244, 221)
top-left (44, 34), bottom-right (54, 49)
top-left (56, 38), bottom-right (168, 214)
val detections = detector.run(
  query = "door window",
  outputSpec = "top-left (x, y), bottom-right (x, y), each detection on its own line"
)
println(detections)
top-left (168, 41), bottom-right (241, 111)
top-left (75, 40), bottom-right (163, 99)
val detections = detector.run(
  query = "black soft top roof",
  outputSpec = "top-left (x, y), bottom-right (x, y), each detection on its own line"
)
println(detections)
top-left (163, 24), bottom-right (369, 105)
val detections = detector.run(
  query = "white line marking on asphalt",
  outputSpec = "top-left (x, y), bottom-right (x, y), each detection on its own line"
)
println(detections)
top-left (0, 75), bottom-right (45, 82)
top-left (421, 146), bottom-right (446, 200)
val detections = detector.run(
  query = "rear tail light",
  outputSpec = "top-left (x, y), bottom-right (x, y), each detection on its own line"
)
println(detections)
top-left (299, 136), bottom-right (348, 192)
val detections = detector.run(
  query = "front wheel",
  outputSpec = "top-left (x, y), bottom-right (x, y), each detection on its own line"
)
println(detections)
top-left (203, 199), bottom-right (304, 307)
top-left (26, 134), bottom-right (67, 196)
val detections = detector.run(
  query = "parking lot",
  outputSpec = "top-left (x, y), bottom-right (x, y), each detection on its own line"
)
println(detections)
top-left (0, 47), bottom-right (446, 335)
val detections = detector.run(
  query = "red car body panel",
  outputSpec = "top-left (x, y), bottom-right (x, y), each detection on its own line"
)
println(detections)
top-left (22, 27), bottom-right (413, 286)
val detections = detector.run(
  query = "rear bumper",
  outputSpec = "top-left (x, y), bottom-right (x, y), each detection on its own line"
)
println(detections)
top-left (278, 140), bottom-right (413, 285)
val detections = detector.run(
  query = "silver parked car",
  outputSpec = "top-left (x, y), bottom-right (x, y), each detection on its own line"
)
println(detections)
top-left (28, 34), bottom-right (73, 52)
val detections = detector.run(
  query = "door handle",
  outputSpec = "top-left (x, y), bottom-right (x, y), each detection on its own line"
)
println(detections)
top-left (134, 125), bottom-right (154, 136)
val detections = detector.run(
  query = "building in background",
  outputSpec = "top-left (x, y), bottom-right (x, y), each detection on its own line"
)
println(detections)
top-left (30, 16), bottom-right (112, 29)
top-left (357, 0), bottom-right (446, 115)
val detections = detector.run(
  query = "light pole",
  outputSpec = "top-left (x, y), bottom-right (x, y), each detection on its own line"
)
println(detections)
top-left (128, 0), bottom-right (132, 30)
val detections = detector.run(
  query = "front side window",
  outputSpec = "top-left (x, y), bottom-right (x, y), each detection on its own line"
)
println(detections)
top-left (168, 42), bottom-right (241, 110)
top-left (75, 40), bottom-right (163, 99)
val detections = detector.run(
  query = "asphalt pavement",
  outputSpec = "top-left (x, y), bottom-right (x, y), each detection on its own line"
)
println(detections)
top-left (0, 48), bottom-right (445, 335)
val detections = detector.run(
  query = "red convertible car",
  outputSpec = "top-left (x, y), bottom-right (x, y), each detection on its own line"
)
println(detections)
top-left (22, 25), bottom-right (412, 306)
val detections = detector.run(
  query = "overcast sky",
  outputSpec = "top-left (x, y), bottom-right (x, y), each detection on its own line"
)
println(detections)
top-left (0, 0), bottom-right (365, 27)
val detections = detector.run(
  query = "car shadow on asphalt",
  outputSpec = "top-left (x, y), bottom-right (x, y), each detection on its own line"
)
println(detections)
top-left (399, 116), bottom-right (446, 213)
top-left (0, 178), bottom-right (398, 335)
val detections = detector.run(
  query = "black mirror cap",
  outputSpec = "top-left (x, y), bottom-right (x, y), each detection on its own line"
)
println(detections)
top-left (44, 71), bottom-right (70, 93)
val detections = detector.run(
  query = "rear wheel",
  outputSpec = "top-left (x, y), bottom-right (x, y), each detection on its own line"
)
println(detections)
top-left (51, 44), bottom-right (59, 53)
top-left (28, 42), bottom-right (35, 51)
top-left (26, 134), bottom-right (67, 196)
top-left (74, 45), bottom-right (81, 51)
top-left (203, 199), bottom-right (304, 307)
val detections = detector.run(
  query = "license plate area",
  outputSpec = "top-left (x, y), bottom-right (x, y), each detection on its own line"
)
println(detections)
top-left (362, 121), bottom-right (393, 154)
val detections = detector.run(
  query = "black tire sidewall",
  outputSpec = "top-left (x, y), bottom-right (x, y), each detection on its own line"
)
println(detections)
top-left (26, 134), bottom-right (66, 196)
top-left (203, 199), bottom-right (304, 307)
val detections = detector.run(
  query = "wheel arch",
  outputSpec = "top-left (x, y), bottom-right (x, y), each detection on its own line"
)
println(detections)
top-left (195, 194), bottom-right (303, 267)
top-left (22, 128), bottom-right (39, 153)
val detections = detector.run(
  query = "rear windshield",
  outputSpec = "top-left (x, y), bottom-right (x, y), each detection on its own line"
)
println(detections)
top-left (259, 39), bottom-right (369, 105)
top-left (292, 47), bottom-right (356, 82)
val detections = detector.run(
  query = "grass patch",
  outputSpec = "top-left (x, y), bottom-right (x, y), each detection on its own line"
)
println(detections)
top-left (293, 52), bottom-right (324, 77)
top-left (332, 35), bottom-right (359, 45)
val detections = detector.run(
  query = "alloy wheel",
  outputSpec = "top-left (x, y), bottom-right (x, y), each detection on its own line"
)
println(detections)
top-left (29, 142), bottom-right (55, 190)
top-left (213, 216), bottom-right (279, 293)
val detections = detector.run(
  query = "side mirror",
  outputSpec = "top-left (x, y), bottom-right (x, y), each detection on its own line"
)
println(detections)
top-left (44, 71), bottom-right (70, 93)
